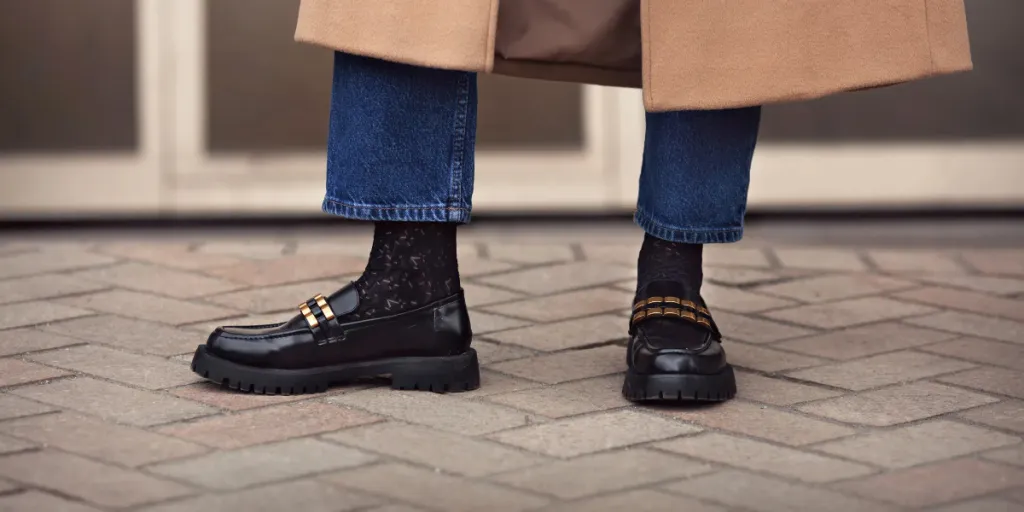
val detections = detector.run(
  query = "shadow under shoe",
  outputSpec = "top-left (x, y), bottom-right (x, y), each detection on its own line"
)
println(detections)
top-left (191, 282), bottom-right (480, 395)
top-left (623, 280), bottom-right (737, 402)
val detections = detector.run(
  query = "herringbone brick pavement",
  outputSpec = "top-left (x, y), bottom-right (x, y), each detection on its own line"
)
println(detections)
top-left (0, 224), bottom-right (1022, 511)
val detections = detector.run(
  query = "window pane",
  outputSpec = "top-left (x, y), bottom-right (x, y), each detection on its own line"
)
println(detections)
top-left (0, 0), bottom-right (137, 153)
top-left (205, 0), bottom-right (585, 153)
top-left (477, 75), bottom-right (584, 150)
top-left (206, 0), bottom-right (332, 153)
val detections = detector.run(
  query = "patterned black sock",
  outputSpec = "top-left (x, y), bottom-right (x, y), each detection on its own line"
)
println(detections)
top-left (635, 233), bottom-right (707, 346)
top-left (347, 221), bottom-right (460, 320)
top-left (635, 233), bottom-right (703, 296)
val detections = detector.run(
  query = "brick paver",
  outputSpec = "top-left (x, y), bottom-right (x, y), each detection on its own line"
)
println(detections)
top-left (835, 458), bottom-right (1024, 508)
top-left (812, 419), bottom-right (1021, 469)
top-left (0, 229), bottom-right (1021, 511)
top-left (490, 449), bottom-right (713, 500)
top-left (655, 433), bottom-right (875, 483)
top-left (665, 470), bottom-right (901, 512)
top-left (147, 438), bottom-right (377, 490)
top-left (488, 410), bottom-right (701, 458)
top-left (325, 462), bottom-right (550, 512)
top-left (0, 328), bottom-right (83, 357)
top-left (0, 450), bottom-right (193, 508)
top-left (323, 422), bottom-right (547, 477)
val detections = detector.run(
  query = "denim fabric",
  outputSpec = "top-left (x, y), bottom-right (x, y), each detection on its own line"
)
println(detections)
top-left (636, 107), bottom-right (761, 243)
top-left (324, 52), bottom-right (760, 243)
top-left (323, 53), bottom-right (476, 223)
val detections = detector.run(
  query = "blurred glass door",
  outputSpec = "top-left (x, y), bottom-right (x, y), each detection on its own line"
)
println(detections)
top-left (168, 0), bottom-right (619, 214)
top-left (0, 0), bottom-right (164, 215)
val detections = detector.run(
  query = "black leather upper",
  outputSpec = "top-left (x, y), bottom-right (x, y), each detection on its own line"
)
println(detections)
top-left (627, 281), bottom-right (728, 376)
top-left (206, 282), bottom-right (472, 369)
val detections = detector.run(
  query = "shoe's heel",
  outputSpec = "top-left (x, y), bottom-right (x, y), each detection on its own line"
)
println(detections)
top-left (390, 348), bottom-right (481, 393)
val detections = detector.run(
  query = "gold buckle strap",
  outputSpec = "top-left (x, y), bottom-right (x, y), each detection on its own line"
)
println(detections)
top-left (313, 294), bottom-right (335, 321)
top-left (631, 307), bottom-right (712, 329)
top-left (299, 302), bottom-right (319, 329)
top-left (633, 296), bottom-right (710, 316)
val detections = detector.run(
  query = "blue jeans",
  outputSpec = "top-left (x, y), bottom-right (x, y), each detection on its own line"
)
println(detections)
top-left (324, 52), bottom-right (761, 243)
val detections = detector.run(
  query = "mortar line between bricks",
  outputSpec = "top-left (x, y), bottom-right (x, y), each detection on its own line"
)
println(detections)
top-left (0, 313), bottom-right (102, 334)
top-left (473, 302), bottom-right (631, 324)
top-left (750, 279), bottom-right (925, 306)
top-left (569, 242), bottom-right (586, 262)
top-left (922, 376), bottom-right (1021, 402)
top-left (312, 458), bottom-right (557, 512)
top-left (463, 278), bottom-right (643, 301)
top-left (741, 307), bottom-right (944, 335)
top-left (760, 247), bottom-right (782, 270)
top-left (768, 373), bottom-right (1005, 412)
top-left (0, 340), bottom-right (91, 359)
top-left (463, 258), bottom-right (582, 279)
top-left (739, 293), bottom-right (941, 320)
top-left (140, 390), bottom-right (384, 429)
top-left (948, 412), bottom-right (1024, 438)
top-left (185, 270), bottom-right (365, 303)
top-left (775, 357), bottom-right (984, 389)
top-left (12, 441), bottom-right (157, 474)
top-left (799, 432), bottom-right (1024, 472)
top-left (0, 487), bottom-right (22, 499)
top-left (468, 393), bottom-right (630, 423)
top-left (892, 293), bottom-right (1024, 324)
top-left (645, 440), bottom-right (889, 487)
top-left (896, 319), bottom-right (1024, 345)
top-left (315, 418), bottom-right (558, 467)
top-left (0, 372), bottom-right (79, 393)
top-left (478, 363), bottom-right (623, 387)
top-left (656, 470), bottom-right (900, 511)
top-left (910, 342), bottom-right (1024, 372)
top-left (0, 260), bottom-right (127, 284)
top-left (749, 328), bottom-right (966, 363)
top-left (0, 442), bottom-right (207, 497)
top-left (0, 285), bottom-right (117, 308)
top-left (140, 452), bottom-right (400, 497)
top-left (471, 307), bottom-right (629, 329)
top-left (854, 250), bottom-right (881, 273)
top-left (643, 402), bottom-right (879, 445)
top-left (470, 407), bottom-right (701, 444)
top-left (3, 371), bottom-right (228, 427)
top-left (1, 484), bottom-right (113, 512)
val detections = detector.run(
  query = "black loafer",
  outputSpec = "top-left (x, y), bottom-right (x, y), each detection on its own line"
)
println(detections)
top-left (191, 282), bottom-right (480, 395)
top-left (622, 281), bottom-right (736, 402)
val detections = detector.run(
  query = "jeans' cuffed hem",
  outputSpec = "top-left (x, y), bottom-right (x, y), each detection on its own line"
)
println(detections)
top-left (323, 197), bottom-right (470, 223)
top-left (634, 208), bottom-right (743, 244)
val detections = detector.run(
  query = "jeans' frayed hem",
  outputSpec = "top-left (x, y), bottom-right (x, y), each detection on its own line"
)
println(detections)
top-left (323, 198), bottom-right (470, 223)
top-left (634, 208), bottom-right (743, 244)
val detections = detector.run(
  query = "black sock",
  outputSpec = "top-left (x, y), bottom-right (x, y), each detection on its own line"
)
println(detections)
top-left (348, 221), bottom-right (460, 319)
top-left (635, 233), bottom-right (707, 346)
top-left (635, 233), bottom-right (703, 296)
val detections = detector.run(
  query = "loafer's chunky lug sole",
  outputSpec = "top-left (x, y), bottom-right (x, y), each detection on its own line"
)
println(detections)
top-left (622, 365), bottom-right (736, 402)
top-left (191, 345), bottom-right (480, 395)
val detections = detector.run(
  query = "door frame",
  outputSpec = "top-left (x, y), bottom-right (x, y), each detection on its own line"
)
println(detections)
top-left (0, 0), bottom-right (165, 216)
top-left (611, 88), bottom-right (1024, 210)
top-left (165, 0), bottom-right (618, 214)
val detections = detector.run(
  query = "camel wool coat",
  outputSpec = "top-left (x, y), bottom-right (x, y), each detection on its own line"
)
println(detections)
top-left (295, 0), bottom-right (972, 111)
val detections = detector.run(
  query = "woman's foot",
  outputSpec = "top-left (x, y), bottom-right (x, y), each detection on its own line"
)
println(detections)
top-left (191, 222), bottom-right (480, 394)
top-left (622, 236), bottom-right (737, 402)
